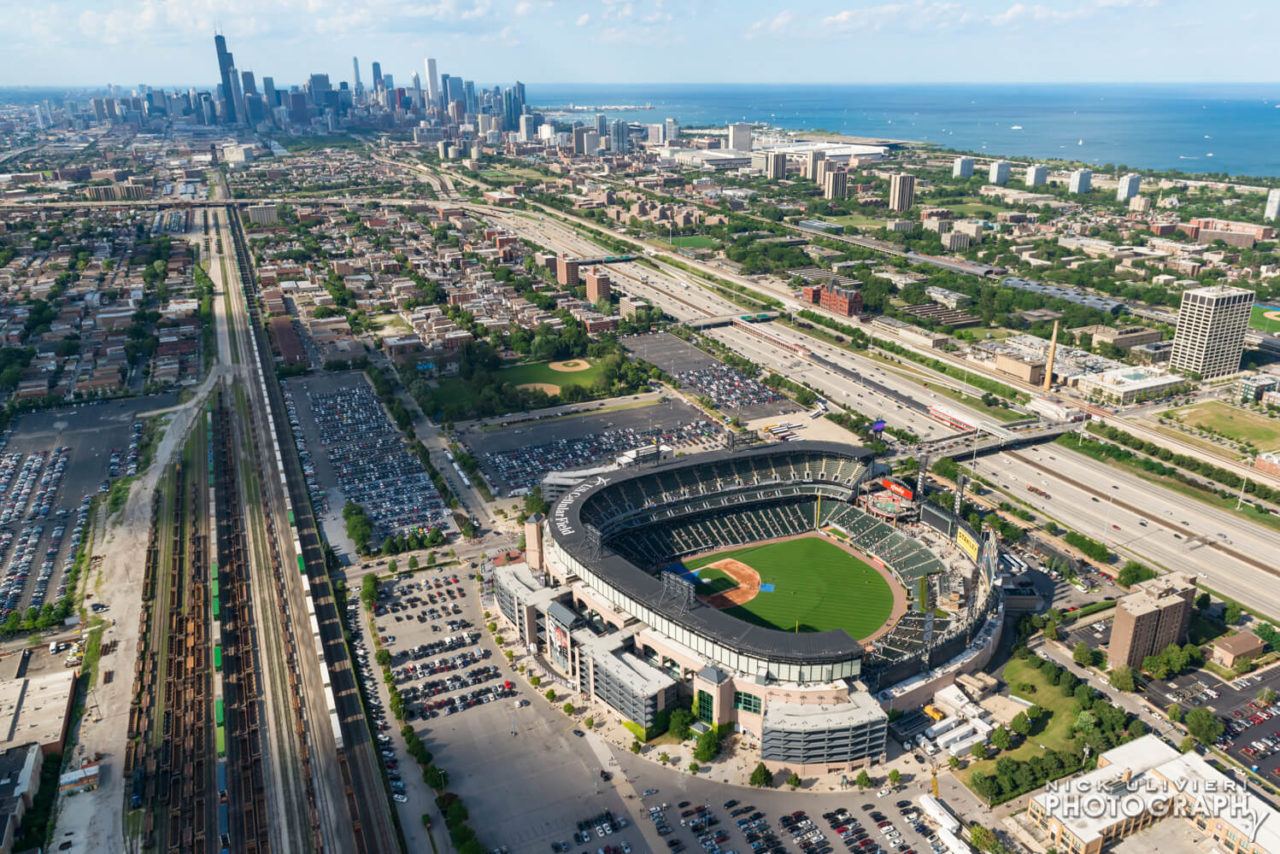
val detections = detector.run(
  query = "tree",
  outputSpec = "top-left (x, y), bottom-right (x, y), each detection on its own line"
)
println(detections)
top-left (1195, 592), bottom-right (1211, 611)
top-left (1258, 687), bottom-right (1278, 706)
top-left (687, 762), bottom-right (700, 774)
top-left (787, 772), bottom-right (802, 790)
top-left (969, 824), bottom-right (1008, 854)
top-left (749, 762), bottom-right (773, 788)
top-left (1009, 712), bottom-right (1031, 737)
top-left (562, 702), bottom-right (575, 715)
top-left (887, 768), bottom-right (902, 787)
top-left (584, 716), bottom-right (595, 729)
top-left (387, 559), bottom-right (398, 574)
top-left (694, 728), bottom-right (721, 763)
top-left (855, 770), bottom-right (873, 790)
top-left (630, 740), bottom-right (642, 754)
top-left (1073, 642), bottom-right (1093, 667)
top-left (948, 755), bottom-right (961, 770)
top-left (1185, 707), bottom-right (1224, 745)
top-left (360, 573), bottom-right (379, 609)
top-left (658, 752), bottom-right (671, 766)
top-left (1224, 602), bottom-right (1243, 625)
top-left (544, 688), bottom-right (556, 702)
top-left (667, 708), bottom-right (693, 741)
top-left (1180, 735), bottom-right (1197, 753)
top-left (407, 555), bottom-right (419, 571)
top-left (1109, 666), bottom-right (1136, 692)
top-left (424, 765), bottom-right (448, 790)
top-left (1167, 703), bottom-right (1184, 723)
top-left (990, 727), bottom-right (1012, 752)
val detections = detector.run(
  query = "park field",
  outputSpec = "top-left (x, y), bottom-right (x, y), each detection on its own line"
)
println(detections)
top-left (667, 235), bottom-right (720, 250)
top-left (684, 536), bottom-right (896, 640)
top-left (1250, 305), bottom-right (1280, 334)
top-left (497, 359), bottom-right (605, 391)
top-left (1169, 400), bottom-right (1280, 451)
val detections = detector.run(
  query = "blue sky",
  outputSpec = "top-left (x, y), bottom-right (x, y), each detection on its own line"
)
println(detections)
top-left (5, 0), bottom-right (1278, 88)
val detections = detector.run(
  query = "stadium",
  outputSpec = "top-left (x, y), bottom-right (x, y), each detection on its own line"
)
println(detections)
top-left (495, 441), bottom-right (1003, 774)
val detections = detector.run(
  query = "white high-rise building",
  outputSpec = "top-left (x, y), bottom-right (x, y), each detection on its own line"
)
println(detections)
top-left (1265, 188), bottom-right (1280, 222)
top-left (764, 152), bottom-right (787, 180)
top-left (518, 114), bottom-right (536, 142)
top-left (1117, 173), bottom-right (1141, 201)
top-left (888, 173), bottom-right (915, 212)
top-left (1169, 285), bottom-right (1254, 380)
top-left (647, 123), bottom-right (665, 144)
top-left (727, 123), bottom-right (752, 152)
top-left (1025, 164), bottom-right (1047, 187)
top-left (1069, 169), bottom-right (1092, 194)
top-left (425, 58), bottom-right (440, 108)
top-left (805, 150), bottom-right (826, 182)
top-left (664, 117), bottom-right (679, 143)
top-left (988, 161), bottom-right (1010, 185)
top-left (952, 156), bottom-right (974, 179)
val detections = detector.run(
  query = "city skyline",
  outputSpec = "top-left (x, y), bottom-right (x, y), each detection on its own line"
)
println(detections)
top-left (5, 0), bottom-right (1280, 87)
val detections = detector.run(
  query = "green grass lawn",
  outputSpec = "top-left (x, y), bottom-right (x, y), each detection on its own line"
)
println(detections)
top-left (960, 657), bottom-right (1080, 789)
top-left (497, 359), bottom-right (605, 390)
top-left (667, 235), bottom-right (720, 250)
top-left (1169, 400), bottom-right (1280, 450)
top-left (684, 537), bottom-right (894, 639)
top-left (823, 213), bottom-right (886, 230)
top-left (1251, 305), bottom-right (1280, 334)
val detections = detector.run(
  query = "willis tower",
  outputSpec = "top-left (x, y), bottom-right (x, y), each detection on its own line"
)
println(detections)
top-left (214, 34), bottom-right (237, 124)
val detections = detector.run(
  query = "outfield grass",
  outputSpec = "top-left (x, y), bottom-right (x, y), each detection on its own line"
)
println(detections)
top-left (1251, 305), bottom-right (1280, 334)
top-left (1169, 400), bottom-right (1280, 450)
top-left (498, 360), bottom-right (605, 390)
top-left (960, 657), bottom-right (1079, 789)
top-left (684, 537), bottom-right (895, 639)
top-left (667, 235), bottom-right (720, 250)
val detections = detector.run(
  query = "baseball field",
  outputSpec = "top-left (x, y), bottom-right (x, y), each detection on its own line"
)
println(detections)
top-left (684, 536), bottom-right (898, 640)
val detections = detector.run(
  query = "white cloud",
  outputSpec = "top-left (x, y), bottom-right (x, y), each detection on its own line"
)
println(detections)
top-left (746, 9), bottom-right (794, 39)
top-left (513, 0), bottom-right (532, 14)
top-left (576, 12), bottom-right (591, 26)
top-left (821, 2), bottom-right (968, 33)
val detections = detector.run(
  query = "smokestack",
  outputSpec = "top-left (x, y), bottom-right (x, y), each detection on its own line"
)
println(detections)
top-left (1043, 320), bottom-right (1059, 392)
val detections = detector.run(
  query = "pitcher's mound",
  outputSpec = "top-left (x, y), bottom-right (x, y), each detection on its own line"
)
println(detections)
top-left (548, 360), bottom-right (591, 373)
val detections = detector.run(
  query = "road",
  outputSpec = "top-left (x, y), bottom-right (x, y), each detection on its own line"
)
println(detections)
top-left (969, 442), bottom-right (1280, 617)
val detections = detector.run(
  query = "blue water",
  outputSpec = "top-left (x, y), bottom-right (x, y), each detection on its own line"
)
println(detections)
top-left (528, 83), bottom-right (1280, 178)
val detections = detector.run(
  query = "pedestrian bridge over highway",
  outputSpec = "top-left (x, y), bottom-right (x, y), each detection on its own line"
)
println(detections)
top-left (900, 421), bottom-right (1079, 462)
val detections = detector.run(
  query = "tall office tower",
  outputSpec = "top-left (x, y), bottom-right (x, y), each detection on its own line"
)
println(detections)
top-left (609, 119), bottom-right (629, 154)
top-left (382, 74), bottom-right (394, 97)
top-left (1068, 168), bottom-right (1092, 194)
top-left (823, 169), bottom-right (848, 201)
top-left (240, 70), bottom-right (259, 123)
top-left (439, 74), bottom-right (452, 110)
top-left (1107, 572), bottom-right (1197, 669)
top-left (646, 123), bottom-right (665, 144)
top-left (1266, 188), bottom-right (1280, 222)
top-left (501, 88), bottom-right (518, 130)
top-left (261, 77), bottom-right (277, 110)
top-left (1025, 164), bottom-right (1047, 187)
top-left (412, 73), bottom-right (424, 111)
top-left (228, 66), bottom-right (247, 126)
top-left (1116, 173), bottom-right (1141, 201)
top-left (1169, 285), bottom-right (1254, 380)
top-left (726, 122), bottom-right (752, 151)
top-left (352, 57), bottom-right (363, 101)
top-left (764, 152), bottom-right (787, 180)
top-left (513, 81), bottom-right (526, 111)
top-left (371, 61), bottom-right (383, 91)
top-left (572, 126), bottom-right (591, 155)
top-left (582, 131), bottom-right (600, 154)
top-left (888, 173), bottom-right (915, 212)
top-left (445, 76), bottom-right (464, 107)
top-left (951, 156), bottom-right (973, 179)
top-left (595, 113), bottom-right (607, 135)
top-left (213, 34), bottom-right (238, 124)
top-left (805, 150), bottom-right (826, 182)
top-left (518, 114), bottom-right (535, 142)
top-left (664, 117), bottom-right (679, 143)
top-left (425, 58), bottom-right (440, 107)
top-left (988, 160), bottom-right (1010, 185)
top-left (308, 74), bottom-right (332, 106)
top-left (463, 80), bottom-right (477, 115)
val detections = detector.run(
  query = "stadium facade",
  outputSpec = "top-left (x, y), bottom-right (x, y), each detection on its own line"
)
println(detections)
top-left (494, 442), bottom-right (1002, 773)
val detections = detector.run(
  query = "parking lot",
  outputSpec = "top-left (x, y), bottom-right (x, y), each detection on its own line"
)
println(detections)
top-left (281, 372), bottom-right (447, 554)
top-left (0, 396), bottom-right (171, 616)
top-left (1190, 665), bottom-right (1280, 783)
top-left (624, 332), bottom-right (800, 420)
top-left (457, 396), bottom-right (721, 497)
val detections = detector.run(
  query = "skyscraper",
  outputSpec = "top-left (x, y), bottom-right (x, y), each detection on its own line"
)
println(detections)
top-left (1116, 173), bottom-right (1141, 201)
top-left (352, 57), bottom-right (363, 100)
top-left (888, 173), bottom-right (915, 212)
top-left (213, 34), bottom-right (237, 124)
top-left (425, 58), bottom-right (440, 108)
top-left (1068, 169), bottom-right (1092, 194)
top-left (1025, 164), bottom-right (1047, 187)
top-left (727, 123), bottom-right (752, 151)
top-left (988, 160), bottom-right (1010, 185)
top-left (951, 156), bottom-right (973, 179)
top-left (228, 66), bottom-right (246, 127)
top-left (609, 119), bottom-right (629, 154)
top-left (1266, 188), bottom-right (1280, 222)
top-left (805, 150), bottom-right (826, 182)
top-left (1169, 285), bottom-right (1254, 380)
top-left (371, 62), bottom-right (383, 91)
top-left (764, 152), bottom-right (787, 180)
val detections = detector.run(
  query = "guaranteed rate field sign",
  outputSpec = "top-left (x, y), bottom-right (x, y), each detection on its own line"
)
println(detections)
top-left (685, 536), bottom-right (899, 640)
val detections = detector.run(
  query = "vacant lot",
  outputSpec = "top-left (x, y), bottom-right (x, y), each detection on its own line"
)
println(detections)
top-left (684, 536), bottom-right (896, 640)
top-left (1170, 400), bottom-right (1280, 450)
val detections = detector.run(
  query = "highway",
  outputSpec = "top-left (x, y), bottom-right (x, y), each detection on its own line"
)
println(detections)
top-left (969, 442), bottom-right (1280, 616)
